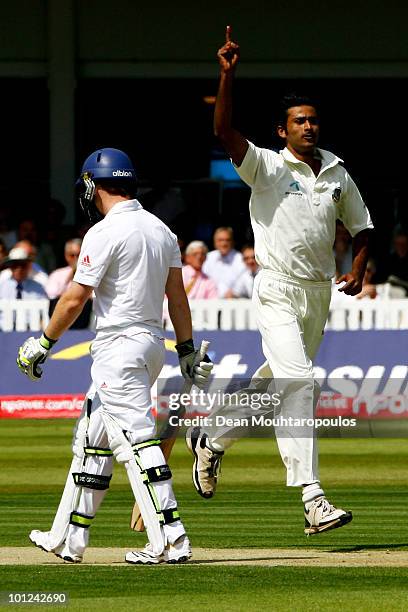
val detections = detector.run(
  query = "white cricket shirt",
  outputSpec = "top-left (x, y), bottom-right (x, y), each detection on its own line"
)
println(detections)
top-left (234, 142), bottom-right (374, 281)
top-left (74, 199), bottom-right (181, 336)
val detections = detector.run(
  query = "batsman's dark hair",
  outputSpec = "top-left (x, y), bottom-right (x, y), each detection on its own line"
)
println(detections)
top-left (277, 94), bottom-right (319, 129)
top-left (96, 179), bottom-right (137, 199)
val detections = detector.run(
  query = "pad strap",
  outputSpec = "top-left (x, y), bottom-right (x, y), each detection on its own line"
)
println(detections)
top-left (69, 511), bottom-right (94, 529)
top-left (84, 446), bottom-right (113, 457)
top-left (133, 439), bottom-right (162, 451)
top-left (160, 507), bottom-right (180, 525)
top-left (145, 464), bottom-right (172, 482)
top-left (72, 472), bottom-right (112, 490)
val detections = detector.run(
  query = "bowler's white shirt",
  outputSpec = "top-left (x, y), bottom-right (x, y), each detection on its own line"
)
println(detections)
top-left (74, 199), bottom-right (181, 336)
top-left (234, 143), bottom-right (374, 281)
top-left (202, 249), bottom-right (246, 297)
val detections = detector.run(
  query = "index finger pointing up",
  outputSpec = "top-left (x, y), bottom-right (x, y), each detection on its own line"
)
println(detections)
top-left (226, 25), bottom-right (232, 42)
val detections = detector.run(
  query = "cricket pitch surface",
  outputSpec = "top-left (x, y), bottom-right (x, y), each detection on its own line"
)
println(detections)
top-left (1, 547), bottom-right (408, 567)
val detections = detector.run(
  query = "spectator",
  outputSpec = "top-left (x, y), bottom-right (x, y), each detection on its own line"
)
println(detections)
top-left (232, 245), bottom-right (259, 297)
top-left (0, 240), bottom-right (48, 288)
top-left (46, 238), bottom-right (92, 329)
top-left (0, 247), bottom-right (47, 313)
top-left (202, 226), bottom-right (245, 297)
top-left (46, 239), bottom-right (82, 299)
top-left (182, 241), bottom-right (218, 299)
top-left (17, 218), bottom-right (56, 273)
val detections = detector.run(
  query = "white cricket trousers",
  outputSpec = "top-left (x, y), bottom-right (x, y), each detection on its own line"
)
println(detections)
top-left (90, 331), bottom-right (165, 441)
top-left (210, 270), bottom-right (331, 487)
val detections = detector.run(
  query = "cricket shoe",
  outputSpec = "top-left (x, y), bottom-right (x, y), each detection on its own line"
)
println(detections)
top-left (54, 542), bottom-right (83, 563)
top-left (29, 529), bottom-right (53, 553)
top-left (125, 535), bottom-right (192, 565)
top-left (29, 530), bottom-right (82, 563)
top-left (304, 497), bottom-right (353, 535)
top-left (185, 426), bottom-right (223, 498)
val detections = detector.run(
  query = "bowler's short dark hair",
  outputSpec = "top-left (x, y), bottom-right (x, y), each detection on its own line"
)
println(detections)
top-left (277, 94), bottom-right (319, 129)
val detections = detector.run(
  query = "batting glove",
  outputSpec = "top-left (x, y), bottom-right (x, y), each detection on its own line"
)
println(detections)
top-left (175, 339), bottom-right (213, 390)
top-left (16, 334), bottom-right (57, 381)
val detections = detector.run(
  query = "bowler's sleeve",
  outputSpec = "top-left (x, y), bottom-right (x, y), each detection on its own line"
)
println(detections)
top-left (73, 226), bottom-right (115, 287)
top-left (233, 141), bottom-right (279, 190)
top-left (338, 172), bottom-right (374, 237)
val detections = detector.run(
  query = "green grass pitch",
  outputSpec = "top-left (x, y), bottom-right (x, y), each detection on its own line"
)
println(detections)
top-left (1, 419), bottom-right (408, 611)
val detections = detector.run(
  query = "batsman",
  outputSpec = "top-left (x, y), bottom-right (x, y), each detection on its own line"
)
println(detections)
top-left (186, 27), bottom-right (374, 535)
top-left (16, 148), bottom-right (213, 564)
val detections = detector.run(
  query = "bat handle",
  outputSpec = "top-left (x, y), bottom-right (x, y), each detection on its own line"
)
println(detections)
top-left (198, 339), bottom-right (210, 361)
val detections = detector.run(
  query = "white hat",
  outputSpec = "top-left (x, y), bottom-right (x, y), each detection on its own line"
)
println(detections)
top-left (1, 247), bottom-right (32, 268)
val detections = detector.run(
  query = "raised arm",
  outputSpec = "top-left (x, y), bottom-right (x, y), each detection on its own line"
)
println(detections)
top-left (214, 26), bottom-right (248, 167)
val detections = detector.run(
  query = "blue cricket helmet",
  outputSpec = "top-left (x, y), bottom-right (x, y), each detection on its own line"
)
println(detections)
top-left (76, 148), bottom-right (137, 223)
top-left (79, 147), bottom-right (137, 182)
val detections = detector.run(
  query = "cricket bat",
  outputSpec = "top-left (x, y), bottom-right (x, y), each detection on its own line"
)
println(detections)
top-left (130, 339), bottom-right (210, 532)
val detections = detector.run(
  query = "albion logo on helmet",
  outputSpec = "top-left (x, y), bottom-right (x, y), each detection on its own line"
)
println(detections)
top-left (112, 170), bottom-right (132, 177)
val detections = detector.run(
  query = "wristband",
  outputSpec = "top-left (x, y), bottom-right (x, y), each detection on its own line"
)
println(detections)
top-left (175, 338), bottom-right (194, 358)
top-left (40, 333), bottom-right (58, 350)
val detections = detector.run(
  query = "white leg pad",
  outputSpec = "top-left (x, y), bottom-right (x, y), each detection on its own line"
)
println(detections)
top-left (138, 445), bottom-right (185, 545)
top-left (34, 389), bottom-right (112, 553)
top-left (45, 398), bottom-right (91, 551)
top-left (103, 414), bottom-right (166, 555)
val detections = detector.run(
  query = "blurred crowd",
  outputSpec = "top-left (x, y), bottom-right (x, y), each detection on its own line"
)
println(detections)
top-left (0, 192), bottom-right (407, 331)
top-left (332, 220), bottom-right (408, 301)
top-left (0, 197), bottom-right (93, 330)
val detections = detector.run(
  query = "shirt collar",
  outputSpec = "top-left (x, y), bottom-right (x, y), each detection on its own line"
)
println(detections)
top-left (281, 147), bottom-right (343, 171)
top-left (105, 199), bottom-right (143, 217)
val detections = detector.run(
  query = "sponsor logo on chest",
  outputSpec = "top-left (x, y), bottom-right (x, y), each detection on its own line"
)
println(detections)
top-left (285, 181), bottom-right (303, 196)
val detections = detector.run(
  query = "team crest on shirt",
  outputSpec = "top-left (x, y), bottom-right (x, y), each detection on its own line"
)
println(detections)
top-left (332, 187), bottom-right (342, 203)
